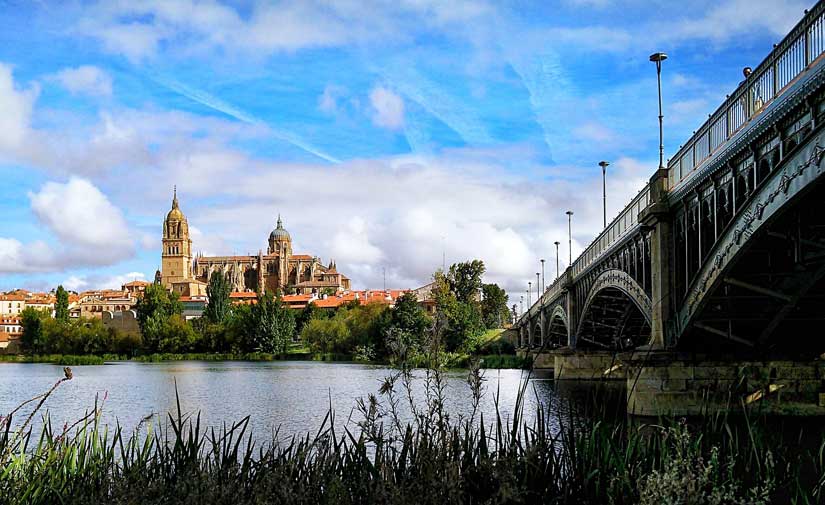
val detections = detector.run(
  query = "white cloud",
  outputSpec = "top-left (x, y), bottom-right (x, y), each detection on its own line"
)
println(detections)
top-left (62, 271), bottom-right (147, 292)
top-left (5, 178), bottom-right (138, 272)
top-left (661, 0), bottom-right (809, 43)
top-left (369, 86), bottom-right (405, 130)
top-left (53, 65), bottom-right (113, 97)
top-left (318, 84), bottom-right (348, 114)
top-left (74, 0), bottom-right (493, 60)
top-left (0, 63), bottom-right (37, 151)
top-left (29, 178), bottom-right (133, 254)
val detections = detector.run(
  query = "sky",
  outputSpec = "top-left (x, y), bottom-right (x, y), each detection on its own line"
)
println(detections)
top-left (0, 0), bottom-right (813, 300)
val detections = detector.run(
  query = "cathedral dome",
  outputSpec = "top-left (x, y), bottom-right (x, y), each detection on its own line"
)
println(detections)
top-left (269, 215), bottom-right (290, 241)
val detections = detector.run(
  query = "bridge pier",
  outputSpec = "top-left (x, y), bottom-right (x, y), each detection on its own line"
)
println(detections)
top-left (624, 352), bottom-right (825, 417)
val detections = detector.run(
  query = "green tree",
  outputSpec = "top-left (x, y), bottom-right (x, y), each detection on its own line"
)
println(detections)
top-left (302, 317), bottom-right (350, 353)
top-left (433, 268), bottom-right (485, 352)
top-left (159, 315), bottom-right (198, 352)
top-left (54, 285), bottom-right (69, 322)
top-left (134, 283), bottom-right (183, 352)
top-left (241, 292), bottom-right (295, 354)
top-left (390, 293), bottom-right (429, 337)
top-left (448, 260), bottom-right (486, 303)
top-left (20, 307), bottom-right (45, 352)
top-left (295, 302), bottom-right (326, 337)
top-left (204, 271), bottom-right (232, 324)
top-left (481, 283), bottom-right (509, 329)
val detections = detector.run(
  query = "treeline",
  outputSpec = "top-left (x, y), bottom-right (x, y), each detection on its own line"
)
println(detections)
top-left (18, 260), bottom-right (512, 362)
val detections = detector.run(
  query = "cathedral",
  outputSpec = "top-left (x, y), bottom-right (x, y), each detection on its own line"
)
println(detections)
top-left (160, 189), bottom-right (351, 296)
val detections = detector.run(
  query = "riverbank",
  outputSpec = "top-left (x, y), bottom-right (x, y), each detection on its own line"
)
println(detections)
top-left (0, 351), bottom-right (530, 369)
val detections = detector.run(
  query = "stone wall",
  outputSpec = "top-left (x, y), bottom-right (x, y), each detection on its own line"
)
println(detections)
top-left (554, 351), bottom-right (625, 380)
top-left (625, 355), bottom-right (825, 416)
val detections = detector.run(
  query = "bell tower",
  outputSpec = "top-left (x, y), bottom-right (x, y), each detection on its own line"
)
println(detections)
top-left (161, 186), bottom-right (193, 289)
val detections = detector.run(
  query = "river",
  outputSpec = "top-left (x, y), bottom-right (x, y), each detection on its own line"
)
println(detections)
top-left (0, 361), bottom-right (616, 443)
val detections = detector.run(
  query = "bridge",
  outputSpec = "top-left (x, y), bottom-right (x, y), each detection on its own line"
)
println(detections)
top-left (514, 3), bottom-right (825, 415)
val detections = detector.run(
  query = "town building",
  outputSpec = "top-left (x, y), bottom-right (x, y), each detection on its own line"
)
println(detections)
top-left (0, 294), bottom-right (26, 316)
top-left (159, 189), bottom-right (351, 296)
top-left (74, 290), bottom-right (137, 319)
top-left (0, 316), bottom-right (22, 351)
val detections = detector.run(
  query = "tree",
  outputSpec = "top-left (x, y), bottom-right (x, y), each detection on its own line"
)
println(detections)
top-left (387, 293), bottom-right (429, 342)
top-left (204, 271), bottom-right (232, 324)
top-left (20, 307), bottom-right (44, 352)
top-left (55, 285), bottom-right (69, 322)
top-left (448, 260), bottom-right (486, 304)
top-left (295, 302), bottom-right (327, 338)
top-left (135, 284), bottom-right (183, 352)
top-left (241, 292), bottom-right (295, 354)
top-left (481, 283), bottom-right (509, 329)
top-left (432, 268), bottom-right (485, 352)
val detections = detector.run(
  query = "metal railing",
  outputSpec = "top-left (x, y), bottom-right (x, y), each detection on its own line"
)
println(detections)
top-left (521, 183), bottom-right (651, 322)
top-left (667, 2), bottom-right (825, 191)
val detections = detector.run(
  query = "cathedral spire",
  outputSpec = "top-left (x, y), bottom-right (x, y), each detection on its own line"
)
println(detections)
top-left (172, 185), bottom-right (179, 209)
top-left (276, 213), bottom-right (283, 229)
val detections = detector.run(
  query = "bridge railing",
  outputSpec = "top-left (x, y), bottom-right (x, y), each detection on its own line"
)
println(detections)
top-left (666, 2), bottom-right (825, 192)
top-left (569, 184), bottom-right (650, 279)
top-left (519, 183), bottom-right (651, 325)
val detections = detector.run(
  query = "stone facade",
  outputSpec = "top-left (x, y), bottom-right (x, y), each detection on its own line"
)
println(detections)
top-left (160, 190), bottom-right (351, 295)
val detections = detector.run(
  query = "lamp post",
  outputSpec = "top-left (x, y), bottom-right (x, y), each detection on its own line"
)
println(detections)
top-left (566, 211), bottom-right (574, 266)
top-left (536, 272), bottom-right (540, 299)
top-left (540, 259), bottom-right (545, 291)
top-left (520, 296), bottom-right (524, 316)
top-left (650, 52), bottom-right (668, 170)
top-left (554, 241), bottom-right (560, 278)
top-left (527, 283), bottom-right (532, 306)
top-left (599, 161), bottom-right (609, 228)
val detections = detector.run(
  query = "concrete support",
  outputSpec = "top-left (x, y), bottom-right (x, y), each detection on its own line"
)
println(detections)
top-left (553, 350), bottom-right (625, 380)
top-left (625, 352), bottom-right (825, 416)
top-left (640, 169), bottom-right (673, 348)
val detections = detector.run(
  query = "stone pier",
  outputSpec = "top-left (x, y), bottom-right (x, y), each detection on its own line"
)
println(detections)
top-left (624, 352), bottom-right (825, 416)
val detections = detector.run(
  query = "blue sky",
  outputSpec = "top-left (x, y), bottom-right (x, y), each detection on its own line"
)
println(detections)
top-left (0, 0), bottom-right (812, 295)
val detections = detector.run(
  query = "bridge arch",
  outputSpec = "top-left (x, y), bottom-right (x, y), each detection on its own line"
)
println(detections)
top-left (675, 130), bottom-right (825, 354)
top-left (543, 304), bottom-right (569, 348)
top-left (576, 269), bottom-right (652, 350)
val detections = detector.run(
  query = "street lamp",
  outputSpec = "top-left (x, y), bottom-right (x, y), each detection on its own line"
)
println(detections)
top-left (599, 161), bottom-right (610, 228)
top-left (540, 259), bottom-right (545, 291)
top-left (527, 283), bottom-right (532, 306)
top-left (566, 211), bottom-right (574, 266)
top-left (650, 52), bottom-right (668, 170)
top-left (520, 296), bottom-right (524, 316)
top-left (536, 272), bottom-right (540, 299)
top-left (554, 241), bottom-right (560, 278)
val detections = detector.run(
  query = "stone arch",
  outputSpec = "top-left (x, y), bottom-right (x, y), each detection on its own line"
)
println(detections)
top-left (576, 269), bottom-right (652, 350)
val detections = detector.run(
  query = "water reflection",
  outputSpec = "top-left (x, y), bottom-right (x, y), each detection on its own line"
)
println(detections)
top-left (0, 361), bottom-right (619, 443)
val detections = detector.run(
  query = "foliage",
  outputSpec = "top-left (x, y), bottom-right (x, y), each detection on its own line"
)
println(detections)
top-left (301, 302), bottom-right (391, 356)
top-left (134, 284), bottom-right (183, 353)
top-left (238, 292), bottom-right (295, 354)
top-left (480, 283), bottom-right (509, 329)
top-left (432, 270), bottom-right (485, 352)
top-left (294, 302), bottom-right (326, 337)
top-left (203, 271), bottom-right (232, 324)
top-left (54, 285), bottom-right (69, 322)
top-left (447, 259), bottom-right (485, 303)
top-left (19, 307), bottom-right (44, 351)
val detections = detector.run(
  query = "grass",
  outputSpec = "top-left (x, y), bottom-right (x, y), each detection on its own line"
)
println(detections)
top-left (0, 354), bottom-right (126, 365)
